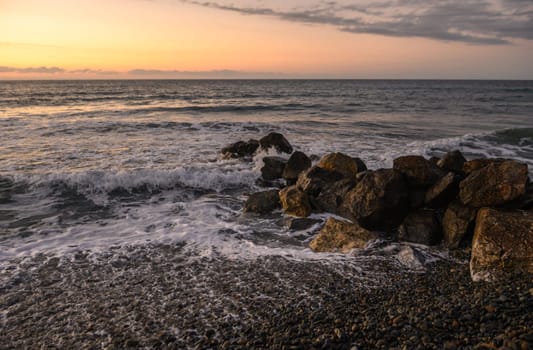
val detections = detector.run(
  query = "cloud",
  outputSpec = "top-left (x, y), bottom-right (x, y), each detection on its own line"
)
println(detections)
top-left (180, 0), bottom-right (533, 44)
top-left (0, 66), bottom-right (65, 73)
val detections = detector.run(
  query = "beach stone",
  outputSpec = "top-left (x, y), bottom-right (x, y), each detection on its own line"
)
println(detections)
top-left (398, 209), bottom-right (442, 246)
top-left (340, 169), bottom-right (409, 231)
top-left (463, 158), bottom-right (507, 175)
top-left (393, 155), bottom-right (444, 187)
top-left (279, 185), bottom-right (312, 217)
top-left (309, 218), bottom-right (378, 253)
top-left (443, 200), bottom-right (477, 249)
top-left (261, 156), bottom-right (287, 180)
top-left (315, 178), bottom-right (357, 214)
top-left (425, 172), bottom-right (461, 208)
top-left (459, 160), bottom-right (528, 207)
top-left (220, 139), bottom-right (259, 159)
top-left (282, 151), bottom-right (311, 184)
top-left (296, 166), bottom-right (344, 197)
top-left (259, 132), bottom-right (293, 154)
top-left (286, 218), bottom-right (322, 231)
top-left (437, 150), bottom-right (466, 174)
top-left (470, 208), bottom-right (533, 282)
top-left (317, 152), bottom-right (367, 179)
top-left (244, 190), bottom-right (281, 214)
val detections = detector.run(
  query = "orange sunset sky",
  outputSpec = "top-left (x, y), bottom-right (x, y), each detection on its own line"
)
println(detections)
top-left (1, 0), bottom-right (532, 79)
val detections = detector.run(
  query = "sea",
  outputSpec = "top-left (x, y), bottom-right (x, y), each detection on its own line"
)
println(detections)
top-left (1, 80), bottom-right (532, 271)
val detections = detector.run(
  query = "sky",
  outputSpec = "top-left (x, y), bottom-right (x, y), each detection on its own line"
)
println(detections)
top-left (1, 0), bottom-right (532, 79)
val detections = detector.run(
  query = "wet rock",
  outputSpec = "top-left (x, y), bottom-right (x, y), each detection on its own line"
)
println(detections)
top-left (315, 178), bottom-right (357, 214)
top-left (442, 200), bottom-right (477, 249)
top-left (259, 132), bottom-right (293, 154)
top-left (296, 166), bottom-right (344, 197)
top-left (261, 157), bottom-right (287, 181)
top-left (393, 155), bottom-right (444, 187)
top-left (279, 185), bottom-right (312, 217)
top-left (340, 169), bottom-right (409, 231)
top-left (459, 160), bottom-right (528, 207)
top-left (282, 151), bottom-right (312, 184)
top-left (317, 152), bottom-right (367, 179)
top-left (437, 150), bottom-right (466, 174)
top-left (309, 218), bottom-right (378, 253)
top-left (409, 188), bottom-right (427, 209)
top-left (220, 139), bottom-right (259, 159)
top-left (286, 218), bottom-right (322, 231)
top-left (425, 172), bottom-right (461, 208)
top-left (398, 209), bottom-right (442, 246)
top-left (463, 158), bottom-right (507, 175)
top-left (470, 208), bottom-right (533, 282)
top-left (244, 190), bottom-right (281, 214)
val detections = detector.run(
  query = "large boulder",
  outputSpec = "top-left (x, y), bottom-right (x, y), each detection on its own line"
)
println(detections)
top-left (317, 152), bottom-right (367, 179)
top-left (459, 160), bottom-right (528, 207)
top-left (315, 178), bottom-right (357, 214)
top-left (221, 139), bottom-right (259, 159)
top-left (442, 200), bottom-right (477, 249)
top-left (397, 209), bottom-right (442, 246)
top-left (286, 217), bottom-right (322, 231)
top-left (339, 169), bottom-right (409, 231)
top-left (282, 151), bottom-right (311, 184)
top-left (470, 208), bottom-right (533, 282)
top-left (437, 150), bottom-right (466, 174)
top-left (393, 155), bottom-right (444, 187)
top-left (261, 156), bottom-right (287, 181)
top-left (309, 218), bottom-right (379, 253)
top-left (279, 185), bottom-right (312, 217)
top-left (244, 190), bottom-right (281, 214)
top-left (296, 166), bottom-right (344, 197)
top-left (425, 172), bottom-right (461, 209)
top-left (463, 158), bottom-right (506, 175)
top-left (259, 132), bottom-right (293, 154)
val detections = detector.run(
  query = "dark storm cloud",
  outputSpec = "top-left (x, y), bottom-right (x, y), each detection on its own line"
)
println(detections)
top-left (180, 0), bottom-right (533, 44)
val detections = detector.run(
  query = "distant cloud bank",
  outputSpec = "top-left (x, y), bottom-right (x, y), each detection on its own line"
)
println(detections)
top-left (180, 0), bottom-right (533, 45)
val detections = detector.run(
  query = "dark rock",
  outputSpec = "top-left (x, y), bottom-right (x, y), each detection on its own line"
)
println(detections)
top-left (398, 209), bottom-right (442, 246)
top-left (317, 152), bottom-right (366, 178)
top-left (221, 139), bottom-right (259, 159)
top-left (309, 218), bottom-right (379, 253)
top-left (425, 172), bottom-right (461, 208)
top-left (393, 155), bottom-right (444, 187)
top-left (261, 157), bottom-right (287, 181)
top-left (437, 150), bottom-right (466, 174)
top-left (470, 208), bottom-right (533, 281)
top-left (463, 158), bottom-right (507, 175)
top-left (279, 185), bottom-right (312, 217)
top-left (428, 156), bottom-right (440, 166)
top-left (409, 188), bottom-right (427, 209)
top-left (286, 218), bottom-right (322, 231)
top-left (459, 160), bottom-right (528, 207)
top-left (296, 166), bottom-right (344, 197)
top-left (500, 182), bottom-right (533, 211)
top-left (282, 151), bottom-right (311, 184)
top-left (259, 132), bottom-right (293, 154)
top-left (339, 169), bottom-right (409, 231)
top-left (315, 178), bottom-right (357, 214)
top-left (243, 190), bottom-right (281, 214)
top-left (442, 200), bottom-right (477, 249)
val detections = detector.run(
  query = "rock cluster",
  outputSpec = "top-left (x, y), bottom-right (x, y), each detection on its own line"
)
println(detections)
top-left (226, 133), bottom-right (532, 281)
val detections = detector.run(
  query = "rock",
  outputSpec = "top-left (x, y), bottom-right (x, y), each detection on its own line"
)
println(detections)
top-left (259, 132), bottom-right (293, 154)
top-left (463, 158), bottom-right (506, 175)
top-left (459, 160), bottom-right (528, 207)
top-left (243, 190), bottom-right (281, 214)
top-left (279, 185), bottom-right (312, 217)
top-left (340, 169), bottom-right (409, 231)
top-left (500, 182), bottom-right (533, 211)
top-left (309, 218), bottom-right (379, 253)
top-left (409, 188), bottom-right (427, 209)
top-left (437, 150), bottom-right (466, 174)
top-left (315, 178), bottom-right (357, 214)
top-left (220, 139), bottom-right (259, 159)
top-left (286, 218), bottom-right (322, 231)
top-left (425, 172), bottom-right (461, 208)
top-left (261, 156), bottom-right (287, 181)
top-left (317, 153), bottom-right (367, 178)
top-left (470, 208), bottom-right (533, 282)
top-left (393, 155), bottom-right (444, 187)
top-left (442, 200), bottom-right (477, 249)
top-left (282, 151), bottom-right (311, 184)
top-left (296, 166), bottom-right (344, 197)
top-left (398, 209), bottom-right (442, 246)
